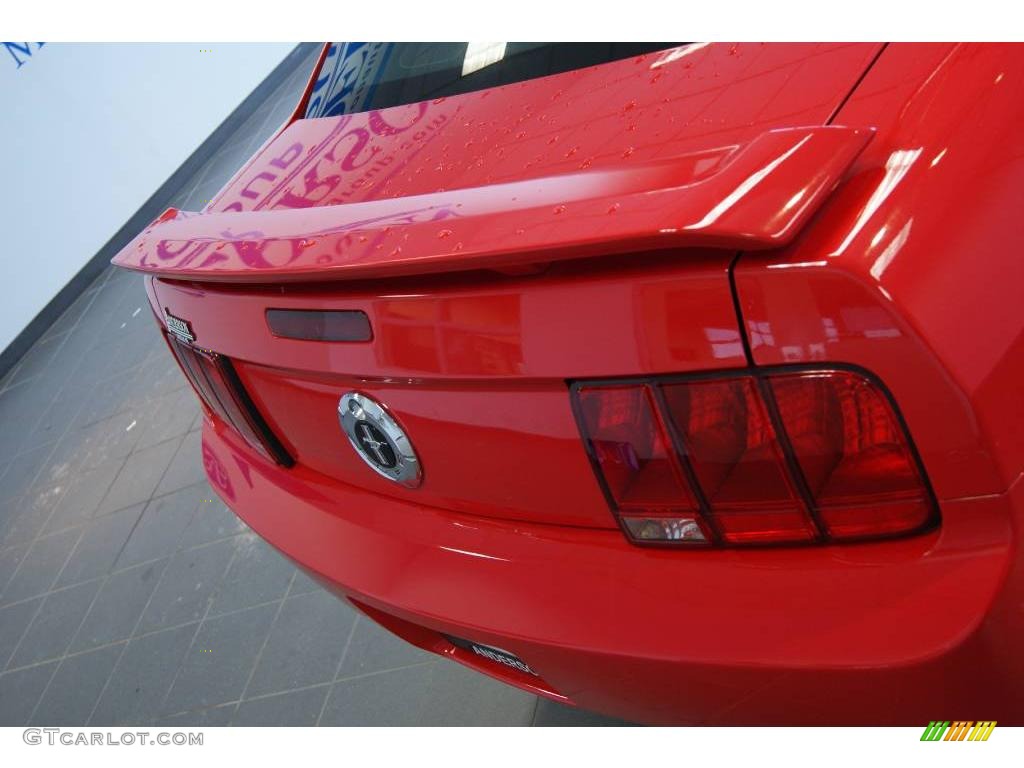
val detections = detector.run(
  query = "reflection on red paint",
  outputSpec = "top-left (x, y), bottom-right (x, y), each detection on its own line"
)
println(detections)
top-left (112, 43), bottom-right (1024, 725)
top-left (202, 439), bottom-right (234, 501)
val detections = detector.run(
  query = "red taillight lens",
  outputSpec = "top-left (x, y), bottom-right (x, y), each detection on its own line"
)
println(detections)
top-left (663, 378), bottom-right (816, 544)
top-left (769, 372), bottom-right (931, 540)
top-left (573, 369), bottom-right (937, 547)
top-left (164, 333), bottom-right (293, 467)
top-left (578, 386), bottom-right (697, 512)
top-left (578, 386), bottom-right (709, 543)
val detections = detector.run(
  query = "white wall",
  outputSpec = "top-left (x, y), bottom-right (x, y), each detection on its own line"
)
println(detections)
top-left (0, 42), bottom-right (294, 352)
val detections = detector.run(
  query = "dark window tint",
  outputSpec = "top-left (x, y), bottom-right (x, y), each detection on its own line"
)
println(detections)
top-left (305, 42), bottom-right (682, 119)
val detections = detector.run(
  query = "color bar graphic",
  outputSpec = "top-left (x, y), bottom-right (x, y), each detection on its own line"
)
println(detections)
top-left (920, 720), bottom-right (996, 741)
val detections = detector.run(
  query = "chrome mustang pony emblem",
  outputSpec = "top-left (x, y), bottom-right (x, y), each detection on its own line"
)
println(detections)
top-left (338, 392), bottom-right (422, 488)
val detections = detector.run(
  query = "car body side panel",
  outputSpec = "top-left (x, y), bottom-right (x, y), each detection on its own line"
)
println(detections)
top-left (735, 42), bottom-right (1024, 499)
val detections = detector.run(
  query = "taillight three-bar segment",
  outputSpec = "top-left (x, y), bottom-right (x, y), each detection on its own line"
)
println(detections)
top-left (571, 368), bottom-right (938, 547)
top-left (162, 310), bottom-right (937, 549)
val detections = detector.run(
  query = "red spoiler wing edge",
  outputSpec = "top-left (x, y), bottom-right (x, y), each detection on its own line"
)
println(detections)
top-left (112, 125), bottom-right (872, 284)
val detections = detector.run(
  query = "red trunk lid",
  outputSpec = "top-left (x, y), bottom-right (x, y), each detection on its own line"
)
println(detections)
top-left (123, 43), bottom-right (882, 528)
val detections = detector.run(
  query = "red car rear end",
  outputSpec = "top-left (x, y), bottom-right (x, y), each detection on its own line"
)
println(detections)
top-left (112, 42), bottom-right (1024, 724)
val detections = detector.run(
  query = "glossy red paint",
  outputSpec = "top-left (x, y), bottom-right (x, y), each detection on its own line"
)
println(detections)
top-left (113, 125), bottom-right (871, 282)
top-left (115, 43), bottom-right (1024, 723)
top-left (734, 43), bottom-right (1024, 501)
top-left (114, 43), bottom-right (882, 281)
top-left (151, 250), bottom-right (743, 528)
top-left (199, 417), bottom-right (1018, 724)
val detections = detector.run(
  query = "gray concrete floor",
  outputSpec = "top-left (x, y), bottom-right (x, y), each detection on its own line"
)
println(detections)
top-left (0, 46), bottom-right (628, 727)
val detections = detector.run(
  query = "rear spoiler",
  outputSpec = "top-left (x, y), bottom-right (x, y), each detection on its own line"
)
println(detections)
top-left (111, 126), bottom-right (872, 284)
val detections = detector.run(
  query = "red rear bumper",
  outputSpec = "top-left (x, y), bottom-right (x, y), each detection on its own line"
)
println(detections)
top-left (201, 415), bottom-right (1024, 725)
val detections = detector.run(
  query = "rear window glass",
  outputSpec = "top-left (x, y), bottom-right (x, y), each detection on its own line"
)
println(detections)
top-left (305, 42), bottom-right (681, 119)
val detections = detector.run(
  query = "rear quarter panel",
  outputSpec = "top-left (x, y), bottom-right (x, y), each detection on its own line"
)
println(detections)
top-left (736, 43), bottom-right (1024, 499)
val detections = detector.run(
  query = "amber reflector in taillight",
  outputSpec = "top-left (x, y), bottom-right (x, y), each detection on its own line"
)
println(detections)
top-left (572, 368), bottom-right (937, 547)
